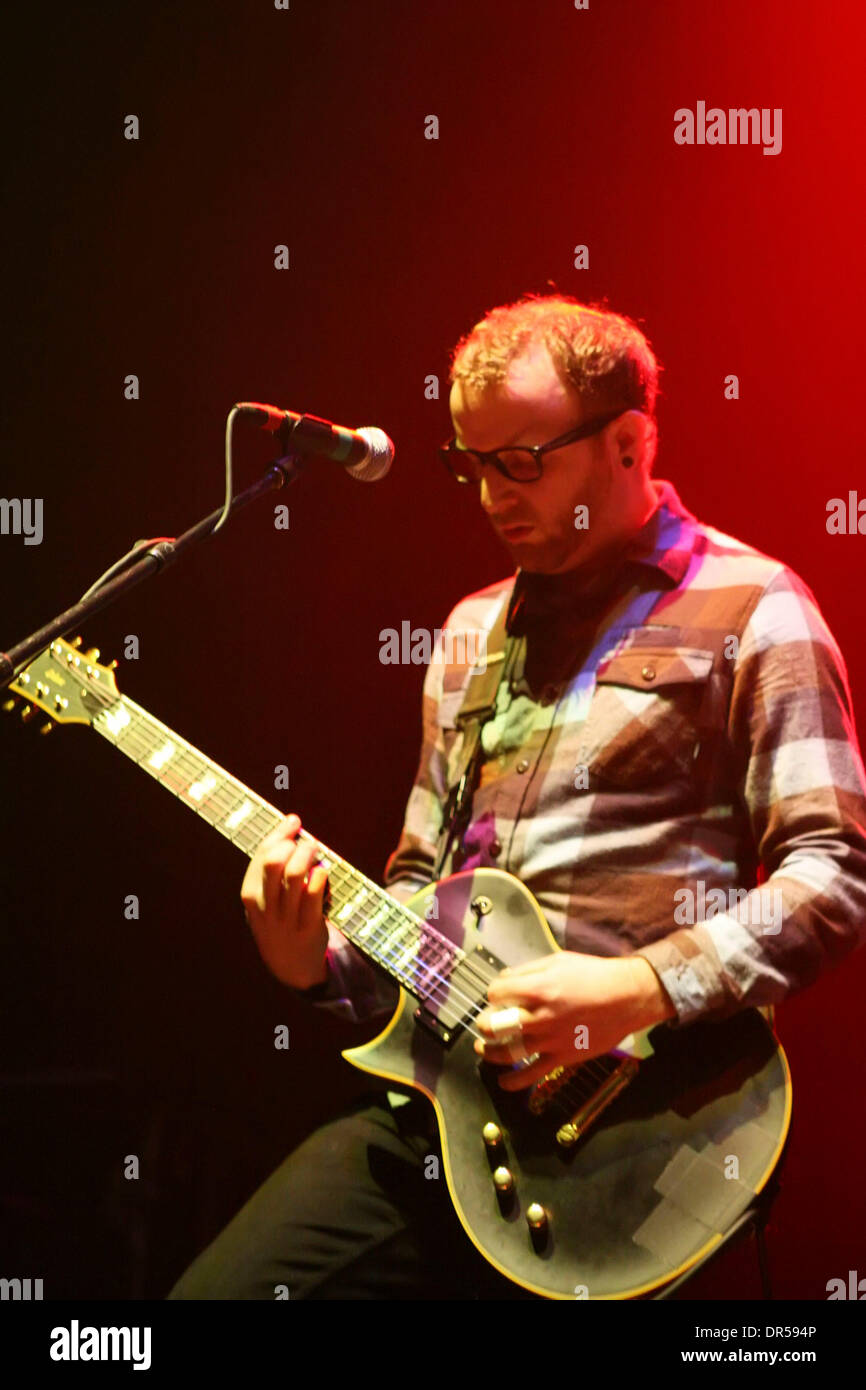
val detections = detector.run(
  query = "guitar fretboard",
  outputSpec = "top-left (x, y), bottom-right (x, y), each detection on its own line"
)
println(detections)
top-left (89, 690), bottom-right (461, 1000)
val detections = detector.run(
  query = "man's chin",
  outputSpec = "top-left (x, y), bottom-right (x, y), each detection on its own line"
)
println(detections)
top-left (500, 534), bottom-right (588, 575)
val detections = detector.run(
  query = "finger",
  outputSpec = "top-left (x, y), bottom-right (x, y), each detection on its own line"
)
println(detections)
top-left (495, 956), bottom-right (554, 981)
top-left (476, 1005), bottom-right (536, 1039)
top-left (249, 813), bottom-right (303, 876)
top-left (473, 1040), bottom-right (528, 1066)
top-left (297, 864), bottom-right (329, 933)
top-left (250, 812), bottom-right (303, 884)
top-left (496, 1056), bottom-right (556, 1092)
top-left (251, 835), bottom-right (313, 918)
top-left (486, 975), bottom-right (546, 1009)
top-left (278, 841), bottom-right (322, 914)
top-left (487, 959), bottom-right (555, 1000)
top-left (257, 841), bottom-right (303, 914)
top-left (473, 1026), bottom-right (553, 1063)
top-left (256, 813), bottom-right (302, 859)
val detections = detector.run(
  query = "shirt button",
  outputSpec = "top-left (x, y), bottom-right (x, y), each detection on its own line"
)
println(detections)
top-left (490, 839), bottom-right (502, 857)
top-left (516, 758), bottom-right (530, 773)
top-left (641, 665), bottom-right (656, 682)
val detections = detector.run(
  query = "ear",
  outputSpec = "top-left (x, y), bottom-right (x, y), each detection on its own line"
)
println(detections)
top-left (613, 411), bottom-right (653, 471)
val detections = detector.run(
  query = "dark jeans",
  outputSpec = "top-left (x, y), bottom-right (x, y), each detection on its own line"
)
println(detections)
top-left (167, 1090), bottom-right (539, 1300)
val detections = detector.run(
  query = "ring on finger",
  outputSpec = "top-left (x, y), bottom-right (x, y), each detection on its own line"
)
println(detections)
top-left (486, 1006), bottom-right (523, 1040)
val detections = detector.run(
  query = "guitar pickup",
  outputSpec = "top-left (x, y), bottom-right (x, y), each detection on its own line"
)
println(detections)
top-left (413, 944), bottom-right (506, 1046)
top-left (412, 1005), bottom-right (461, 1047)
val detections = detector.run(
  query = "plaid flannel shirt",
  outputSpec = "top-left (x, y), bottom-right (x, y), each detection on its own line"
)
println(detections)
top-left (310, 479), bottom-right (866, 1026)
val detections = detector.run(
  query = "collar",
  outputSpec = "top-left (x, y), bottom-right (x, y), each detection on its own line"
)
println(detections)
top-left (506, 479), bottom-right (700, 632)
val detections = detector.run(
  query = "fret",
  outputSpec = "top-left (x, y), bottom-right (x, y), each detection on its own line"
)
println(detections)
top-left (335, 891), bottom-right (369, 924)
top-left (223, 798), bottom-right (256, 831)
top-left (185, 770), bottom-right (219, 802)
top-left (241, 807), bottom-right (280, 854)
top-left (147, 739), bottom-right (177, 771)
top-left (124, 716), bottom-right (166, 764)
top-left (353, 902), bottom-right (391, 942)
top-left (174, 748), bottom-right (210, 794)
top-left (233, 816), bottom-right (270, 856)
top-left (383, 921), bottom-right (418, 964)
top-left (93, 697), bottom-right (134, 742)
top-left (391, 934), bottom-right (421, 973)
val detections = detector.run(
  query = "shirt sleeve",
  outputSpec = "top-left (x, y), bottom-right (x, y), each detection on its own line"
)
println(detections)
top-left (381, 629), bottom-right (451, 894)
top-left (635, 566), bottom-right (866, 1023)
top-left (287, 926), bottom-right (401, 1023)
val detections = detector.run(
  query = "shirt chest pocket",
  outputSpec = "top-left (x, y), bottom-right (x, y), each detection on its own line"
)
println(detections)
top-left (578, 645), bottom-right (715, 789)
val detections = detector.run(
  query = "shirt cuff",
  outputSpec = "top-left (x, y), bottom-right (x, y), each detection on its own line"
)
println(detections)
top-left (284, 927), bottom-right (399, 1024)
top-left (634, 928), bottom-right (728, 1025)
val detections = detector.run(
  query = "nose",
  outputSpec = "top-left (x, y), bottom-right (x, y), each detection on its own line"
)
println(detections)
top-left (480, 469), bottom-right (515, 515)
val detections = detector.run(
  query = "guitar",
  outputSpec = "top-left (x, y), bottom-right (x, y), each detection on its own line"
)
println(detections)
top-left (7, 636), bottom-right (792, 1299)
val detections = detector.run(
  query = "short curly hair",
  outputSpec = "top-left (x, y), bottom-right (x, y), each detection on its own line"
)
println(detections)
top-left (449, 293), bottom-right (662, 467)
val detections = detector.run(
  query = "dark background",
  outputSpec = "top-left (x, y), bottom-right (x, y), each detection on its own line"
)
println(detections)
top-left (1, 0), bottom-right (864, 1300)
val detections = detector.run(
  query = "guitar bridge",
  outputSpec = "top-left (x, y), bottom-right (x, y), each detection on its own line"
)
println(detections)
top-left (530, 1055), bottom-right (640, 1147)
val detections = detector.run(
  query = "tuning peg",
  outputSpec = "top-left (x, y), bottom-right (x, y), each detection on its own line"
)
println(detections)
top-left (2, 698), bottom-right (16, 714)
top-left (108, 659), bottom-right (118, 671)
top-left (82, 648), bottom-right (100, 662)
top-left (70, 636), bottom-right (83, 648)
top-left (19, 704), bottom-right (37, 722)
top-left (39, 721), bottom-right (54, 736)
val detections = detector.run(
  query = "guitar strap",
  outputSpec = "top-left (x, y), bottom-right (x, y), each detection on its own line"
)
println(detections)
top-left (432, 583), bottom-right (521, 880)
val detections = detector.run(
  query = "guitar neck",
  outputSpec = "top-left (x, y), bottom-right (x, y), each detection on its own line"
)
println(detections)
top-left (90, 691), bottom-right (450, 994)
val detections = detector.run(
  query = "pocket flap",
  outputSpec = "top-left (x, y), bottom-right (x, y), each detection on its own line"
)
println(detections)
top-left (596, 646), bottom-right (714, 691)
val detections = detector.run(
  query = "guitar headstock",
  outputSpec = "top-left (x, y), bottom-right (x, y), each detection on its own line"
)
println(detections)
top-left (2, 637), bottom-right (120, 733)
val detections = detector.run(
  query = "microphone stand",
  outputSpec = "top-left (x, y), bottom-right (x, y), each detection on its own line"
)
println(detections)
top-left (0, 453), bottom-right (304, 692)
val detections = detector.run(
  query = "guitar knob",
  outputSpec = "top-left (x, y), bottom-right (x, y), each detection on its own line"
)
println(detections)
top-left (526, 1202), bottom-right (547, 1231)
top-left (482, 1122), bottom-right (504, 1169)
top-left (482, 1122), bottom-right (503, 1150)
top-left (492, 1166), bottom-right (514, 1195)
top-left (526, 1201), bottom-right (550, 1252)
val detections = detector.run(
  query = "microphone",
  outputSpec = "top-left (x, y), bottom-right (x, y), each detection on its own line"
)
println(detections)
top-left (236, 402), bottom-right (393, 482)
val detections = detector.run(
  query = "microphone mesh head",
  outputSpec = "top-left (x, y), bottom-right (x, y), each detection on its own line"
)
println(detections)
top-left (348, 427), bottom-right (394, 482)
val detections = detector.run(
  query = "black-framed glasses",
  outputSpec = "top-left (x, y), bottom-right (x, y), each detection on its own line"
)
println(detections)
top-left (439, 407), bottom-right (628, 484)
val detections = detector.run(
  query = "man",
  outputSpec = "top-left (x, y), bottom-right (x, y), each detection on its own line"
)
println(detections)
top-left (169, 295), bottom-right (866, 1300)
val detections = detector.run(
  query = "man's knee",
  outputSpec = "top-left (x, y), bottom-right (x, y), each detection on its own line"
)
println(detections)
top-left (164, 1098), bottom-right (432, 1300)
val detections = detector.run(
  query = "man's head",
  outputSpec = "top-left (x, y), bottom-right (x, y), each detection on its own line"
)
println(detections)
top-left (446, 295), bottom-right (662, 576)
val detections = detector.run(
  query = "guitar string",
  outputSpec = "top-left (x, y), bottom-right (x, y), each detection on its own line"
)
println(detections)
top-left (52, 662), bottom-right (617, 1092)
